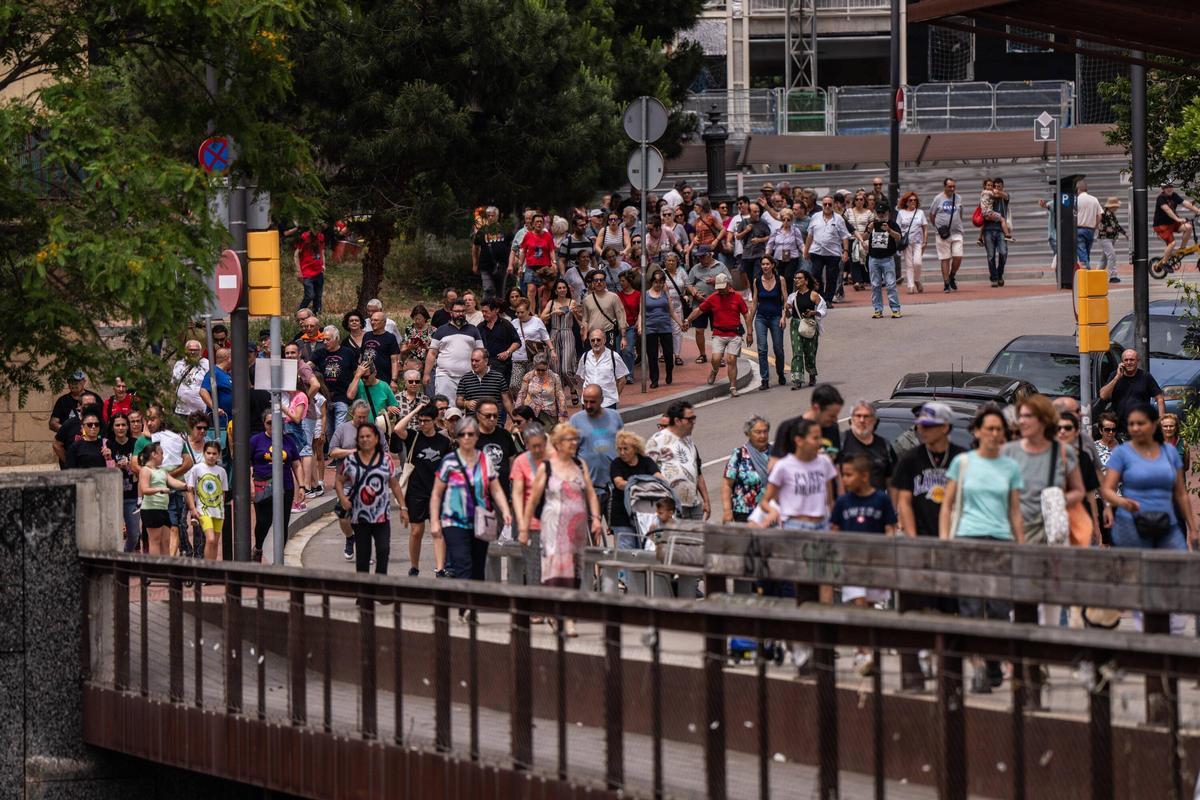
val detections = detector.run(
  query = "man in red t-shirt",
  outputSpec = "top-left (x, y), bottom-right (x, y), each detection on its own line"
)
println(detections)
top-left (518, 213), bottom-right (557, 307)
top-left (294, 230), bottom-right (326, 313)
top-left (682, 273), bottom-right (750, 397)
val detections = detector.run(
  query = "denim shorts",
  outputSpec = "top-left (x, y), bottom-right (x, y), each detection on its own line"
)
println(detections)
top-left (287, 420), bottom-right (312, 457)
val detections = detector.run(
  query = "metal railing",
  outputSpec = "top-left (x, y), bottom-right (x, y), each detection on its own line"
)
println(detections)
top-left (686, 81), bottom-right (1075, 137)
top-left (746, 0), bottom-right (888, 13)
top-left (81, 551), bottom-right (1200, 800)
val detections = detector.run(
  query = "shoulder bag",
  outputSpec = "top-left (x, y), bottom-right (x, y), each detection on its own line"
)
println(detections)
top-left (397, 434), bottom-right (419, 493)
top-left (1040, 441), bottom-right (1071, 545)
top-left (664, 268), bottom-right (692, 317)
top-left (936, 195), bottom-right (956, 240)
top-left (793, 292), bottom-right (818, 339)
top-left (456, 452), bottom-right (498, 542)
top-left (519, 317), bottom-right (548, 359)
top-left (898, 209), bottom-right (917, 250)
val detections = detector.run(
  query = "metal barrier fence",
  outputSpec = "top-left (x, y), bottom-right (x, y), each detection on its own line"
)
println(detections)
top-left (745, 0), bottom-right (889, 13)
top-left (686, 82), bottom-right (1074, 138)
top-left (81, 552), bottom-right (1200, 799)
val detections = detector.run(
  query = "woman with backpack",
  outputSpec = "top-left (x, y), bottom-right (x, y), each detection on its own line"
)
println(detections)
top-left (746, 255), bottom-right (788, 391)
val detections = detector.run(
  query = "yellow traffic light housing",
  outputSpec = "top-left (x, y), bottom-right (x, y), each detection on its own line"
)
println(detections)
top-left (246, 230), bottom-right (281, 317)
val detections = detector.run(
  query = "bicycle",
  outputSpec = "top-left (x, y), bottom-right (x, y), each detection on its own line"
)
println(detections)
top-left (1151, 217), bottom-right (1200, 279)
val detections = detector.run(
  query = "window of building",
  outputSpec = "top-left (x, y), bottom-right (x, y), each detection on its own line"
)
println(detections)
top-left (1006, 26), bottom-right (1054, 54)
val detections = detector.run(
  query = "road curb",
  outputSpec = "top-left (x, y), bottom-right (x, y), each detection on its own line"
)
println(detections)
top-left (285, 494), bottom-right (337, 566)
top-left (618, 355), bottom-right (757, 424)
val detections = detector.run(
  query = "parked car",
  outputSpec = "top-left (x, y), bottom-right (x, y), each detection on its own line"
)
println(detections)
top-left (1110, 301), bottom-right (1200, 413)
top-left (890, 371), bottom-right (1037, 406)
top-left (872, 398), bottom-right (978, 453)
top-left (984, 335), bottom-right (1119, 403)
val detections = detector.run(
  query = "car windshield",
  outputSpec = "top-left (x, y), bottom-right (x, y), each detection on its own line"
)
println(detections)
top-left (987, 350), bottom-right (1079, 397)
top-left (1112, 315), bottom-right (1200, 360)
top-left (875, 416), bottom-right (974, 451)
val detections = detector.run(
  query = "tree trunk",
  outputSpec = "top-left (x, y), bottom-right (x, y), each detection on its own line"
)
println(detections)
top-left (358, 217), bottom-right (393, 310)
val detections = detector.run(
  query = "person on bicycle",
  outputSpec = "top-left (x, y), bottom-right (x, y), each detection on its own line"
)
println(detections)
top-left (1153, 180), bottom-right (1200, 271)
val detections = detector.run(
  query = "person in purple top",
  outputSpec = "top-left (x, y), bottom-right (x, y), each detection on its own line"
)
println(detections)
top-left (248, 408), bottom-right (300, 561)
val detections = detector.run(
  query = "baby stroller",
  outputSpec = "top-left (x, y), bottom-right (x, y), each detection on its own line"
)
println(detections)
top-left (621, 475), bottom-right (680, 551)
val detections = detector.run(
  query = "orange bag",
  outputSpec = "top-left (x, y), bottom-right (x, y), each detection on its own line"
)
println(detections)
top-left (1067, 502), bottom-right (1093, 546)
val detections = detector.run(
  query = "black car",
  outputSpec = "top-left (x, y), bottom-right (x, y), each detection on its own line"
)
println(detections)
top-left (985, 335), bottom-right (1119, 402)
top-left (873, 398), bottom-right (978, 452)
top-left (890, 371), bottom-right (1037, 405)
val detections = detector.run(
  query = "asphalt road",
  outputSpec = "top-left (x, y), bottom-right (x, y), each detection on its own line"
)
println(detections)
top-left (621, 277), bottom-right (1197, 511)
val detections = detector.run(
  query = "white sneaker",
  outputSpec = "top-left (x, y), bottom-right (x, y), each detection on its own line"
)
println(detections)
top-left (854, 651), bottom-right (876, 677)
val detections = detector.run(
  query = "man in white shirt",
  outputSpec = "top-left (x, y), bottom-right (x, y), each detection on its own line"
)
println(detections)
top-left (803, 196), bottom-right (851, 304)
top-left (1074, 179), bottom-right (1104, 268)
top-left (576, 328), bottom-right (629, 409)
top-left (365, 298), bottom-right (399, 337)
top-left (663, 180), bottom-right (687, 209)
top-left (172, 340), bottom-right (210, 416)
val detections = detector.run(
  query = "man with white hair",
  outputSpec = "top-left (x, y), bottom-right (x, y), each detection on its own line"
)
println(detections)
top-left (313, 325), bottom-right (356, 430)
top-left (364, 298), bottom-right (399, 337)
top-left (172, 340), bottom-right (210, 416)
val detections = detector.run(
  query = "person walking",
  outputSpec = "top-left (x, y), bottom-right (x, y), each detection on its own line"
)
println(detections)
top-left (576, 330), bottom-right (628, 409)
top-left (684, 246), bottom-right (733, 363)
top-left (839, 400), bottom-right (897, 491)
top-left (511, 422), bottom-right (549, 554)
top-left (647, 400), bottom-right (710, 520)
top-left (844, 190), bottom-right (873, 292)
top-left (429, 415), bottom-right (513, 584)
top-left (137, 442), bottom-right (190, 556)
top-left (682, 273), bottom-right (751, 398)
top-left (722, 416), bottom-right (771, 523)
top-left (980, 177), bottom-right (1012, 287)
top-left (1098, 197), bottom-right (1128, 283)
top-left (803, 195), bottom-right (851, 304)
top-left (521, 425), bottom-right (603, 625)
top-left (1002, 394), bottom-right (1085, 546)
top-left (765, 208), bottom-right (806, 287)
top-left (393, 403), bottom-right (452, 578)
top-left (248, 408), bottom-right (300, 562)
top-left (515, 354), bottom-right (568, 428)
top-left (938, 405), bottom-right (1025, 693)
top-left (747, 256), bottom-right (788, 391)
top-left (757, 418), bottom-right (837, 531)
top-left (930, 177), bottom-right (964, 293)
top-left (638, 268), bottom-right (683, 389)
top-left (541, 278), bottom-right (583, 404)
top-left (783, 270), bottom-right (825, 389)
top-left (1055, 411), bottom-right (1102, 546)
top-left (609, 431), bottom-right (663, 548)
top-left (294, 229), bottom-right (326, 313)
top-left (337, 422), bottom-right (405, 575)
top-left (1074, 179), bottom-right (1104, 267)
top-left (896, 192), bottom-right (928, 293)
top-left (570, 384), bottom-right (624, 522)
top-left (865, 205), bottom-right (902, 319)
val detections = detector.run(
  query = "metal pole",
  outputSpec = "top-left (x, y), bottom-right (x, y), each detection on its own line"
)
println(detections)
top-left (1080, 352), bottom-right (1092, 434)
top-left (640, 97), bottom-right (649, 394)
top-left (784, 0), bottom-right (792, 94)
top-left (1131, 54), bottom-right (1149, 367)
top-left (230, 184), bottom-right (251, 562)
top-left (203, 315), bottom-right (219, 428)
top-left (888, 0), bottom-right (901, 212)
top-left (269, 316), bottom-right (285, 565)
top-left (1055, 120), bottom-right (1065, 288)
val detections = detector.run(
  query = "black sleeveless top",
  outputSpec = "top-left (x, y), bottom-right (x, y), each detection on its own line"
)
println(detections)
top-left (791, 289), bottom-right (817, 316)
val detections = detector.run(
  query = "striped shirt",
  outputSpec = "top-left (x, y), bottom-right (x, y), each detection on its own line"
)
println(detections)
top-left (455, 368), bottom-right (508, 408)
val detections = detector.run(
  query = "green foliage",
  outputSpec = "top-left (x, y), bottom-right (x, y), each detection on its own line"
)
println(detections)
top-left (1100, 71), bottom-right (1200, 192)
top-left (0, 0), bottom-right (321, 405)
top-left (1166, 277), bottom-right (1200, 487)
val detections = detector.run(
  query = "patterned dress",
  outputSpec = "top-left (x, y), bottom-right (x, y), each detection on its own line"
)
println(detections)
top-left (724, 444), bottom-right (768, 519)
top-left (547, 301), bottom-right (580, 396)
top-left (539, 461), bottom-right (589, 587)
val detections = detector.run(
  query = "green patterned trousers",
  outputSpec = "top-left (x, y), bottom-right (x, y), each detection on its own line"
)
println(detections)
top-left (789, 319), bottom-right (818, 381)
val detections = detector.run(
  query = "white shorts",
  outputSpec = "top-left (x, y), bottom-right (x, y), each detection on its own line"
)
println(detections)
top-left (842, 586), bottom-right (891, 606)
top-left (711, 334), bottom-right (743, 359)
top-left (934, 233), bottom-right (964, 261)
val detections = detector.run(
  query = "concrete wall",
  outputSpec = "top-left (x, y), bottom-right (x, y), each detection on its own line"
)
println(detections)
top-left (0, 470), bottom-right (277, 799)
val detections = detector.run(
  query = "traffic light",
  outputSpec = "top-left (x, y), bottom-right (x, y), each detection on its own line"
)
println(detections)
top-left (246, 230), bottom-right (281, 316)
top-left (1077, 268), bottom-right (1109, 352)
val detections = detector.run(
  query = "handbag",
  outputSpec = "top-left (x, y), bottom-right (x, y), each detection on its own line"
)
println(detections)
top-left (397, 434), bottom-right (418, 493)
top-left (971, 205), bottom-right (984, 228)
top-left (898, 210), bottom-right (916, 250)
top-left (664, 268), bottom-right (692, 317)
top-left (456, 453), bottom-right (498, 542)
top-left (936, 195), bottom-right (956, 240)
top-left (1040, 442), bottom-right (1071, 545)
top-left (797, 316), bottom-right (818, 339)
top-left (1133, 511), bottom-right (1172, 540)
top-left (519, 318), bottom-right (548, 359)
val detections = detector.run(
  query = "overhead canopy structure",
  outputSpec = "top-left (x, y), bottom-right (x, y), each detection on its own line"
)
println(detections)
top-left (907, 0), bottom-right (1200, 76)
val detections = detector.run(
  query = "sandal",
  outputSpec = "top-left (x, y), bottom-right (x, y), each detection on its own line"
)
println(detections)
top-left (695, 354), bottom-right (707, 364)
top-left (674, 356), bottom-right (684, 366)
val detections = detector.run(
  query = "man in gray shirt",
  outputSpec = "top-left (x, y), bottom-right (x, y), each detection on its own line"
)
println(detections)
top-left (686, 246), bottom-right (733, 364)
top-left (930, 177), bottom-right (965, 293)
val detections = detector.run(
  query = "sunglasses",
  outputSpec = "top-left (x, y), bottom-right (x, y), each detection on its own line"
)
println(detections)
top-left (457, 432), bottom-right (478, 439)
top-left (82, 422), bottom-right (100, 428)
top-left (479, 413), bottom-right (498, 419)
top-left (1101, 426), bottom-right (1116, 433)
top-left (822, 202), bottom-right (832, 207)
top-left (681, 415), bottom-right (697, 422)
top-left (1057, 425), bottom-right (1076, 433)
top-left (194, 425), bottom-right (209, 432)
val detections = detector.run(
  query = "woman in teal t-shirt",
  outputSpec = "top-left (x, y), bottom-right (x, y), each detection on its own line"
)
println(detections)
top-left (939, 406), bottom-right (1025, 543)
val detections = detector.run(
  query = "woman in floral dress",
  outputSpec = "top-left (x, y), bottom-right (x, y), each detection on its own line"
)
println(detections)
top-left (541, 278), bottom-right (582, 403)
top-left (722, 415), bottom-right (771, 523)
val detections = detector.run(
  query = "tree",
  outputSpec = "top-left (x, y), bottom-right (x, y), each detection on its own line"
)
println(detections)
top-left (0, 1), bottom-right (319, 405)
top-left (1100, 70), bottom-right (1200, 192)
top-left (290, 0), bottom-right (704, 306)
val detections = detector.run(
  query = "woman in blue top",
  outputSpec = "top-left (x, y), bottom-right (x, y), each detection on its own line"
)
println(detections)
top-left (1101, 404), bottom-right (1197, 553)
top-left (637, 269), bottom-right (684, 388)
top-left (747, 256), bottom-right (788, 391)
top-left (939, 405), bottom-right (1025, 543)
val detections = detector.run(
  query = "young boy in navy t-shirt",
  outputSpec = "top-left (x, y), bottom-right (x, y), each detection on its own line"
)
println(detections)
top-left (830, 455), bottom-right (897, 676)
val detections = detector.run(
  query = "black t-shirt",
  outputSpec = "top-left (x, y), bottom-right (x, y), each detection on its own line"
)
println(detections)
top-left (65, 438), bottom-right (107, 470)
top-left (839, 432), bottom-right (897, 491)
top-left (890, 442), bottom-right (966, 537)
top-left (110, 437), bottom-right (137, 498)
top-left (404, 430), bottom-right (453, 498)
top-left (249, 386), bottom-right (272, 435)
top-left (866, 218), bottom-right (901, 259)
top-left (771, 416), bottom-right (842, 460)
top-left (1153, 192), bottom-right (1183, 227)
top-left (478, 318), bottom-right (520, 363)
top-left (476, 428), bottom-right (518, 488)
top-left (313, 344), bottom-right (356, 404)
top-left (51, 392), bottom-right (82, 426)
top-left (609, 455), bottom-right (660, 529)
top-left (474, 226), bottom-right (511, 276)
top-left (1111, 369), bottom-right (1163, 428)
top-left (362, 331), bottom-right (401, 384)
top-left (431, 309), bottom-right (451, 328)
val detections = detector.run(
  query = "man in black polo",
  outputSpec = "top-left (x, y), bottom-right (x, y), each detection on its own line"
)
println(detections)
top-left (1099, 348), bottom-right (1164, 432)
top-left (476, 297), bottom-right (520, 387)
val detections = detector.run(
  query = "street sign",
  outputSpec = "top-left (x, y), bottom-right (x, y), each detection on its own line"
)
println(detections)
top-left (1034, 111), bottom-right (1057, 142)
top-left (214, 249), bottom-right (242, 314)
top-left (198, 136), bottom-right (232, 174)
top-left (626, 146), bottom-right (664, 192)
top-left (894, 87), bottom-right (905, 124)
top-left (623, 97), bottom-right (668, 143)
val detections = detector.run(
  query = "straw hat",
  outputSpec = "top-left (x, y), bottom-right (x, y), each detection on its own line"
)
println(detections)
top-left (1104, 196), bottom-right (1120, 209)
